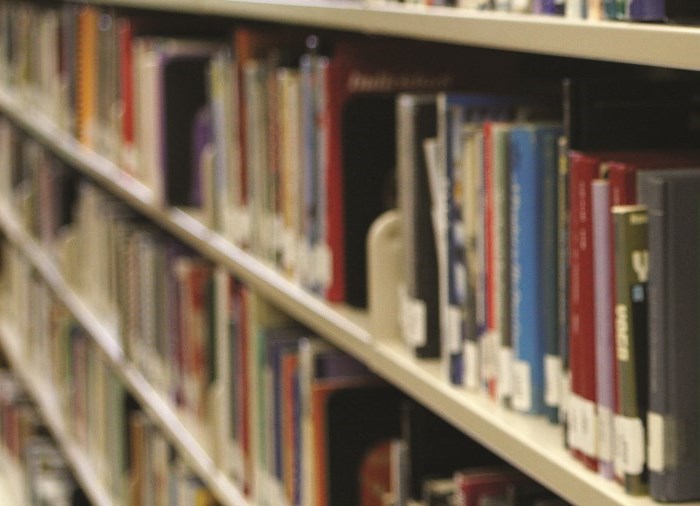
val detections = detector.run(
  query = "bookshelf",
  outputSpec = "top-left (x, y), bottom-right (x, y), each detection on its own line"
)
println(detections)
top-left (0, 83), bottom-right (680, 506)
top-left (0, 1), bottom-right (699, 505)
top-left (0, 321), bottom-right (115, 506)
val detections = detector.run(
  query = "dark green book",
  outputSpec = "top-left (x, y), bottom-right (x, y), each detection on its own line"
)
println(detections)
top-left (612, 204), bottom-right (649, 495)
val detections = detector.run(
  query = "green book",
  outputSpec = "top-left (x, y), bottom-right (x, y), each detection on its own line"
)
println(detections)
top-left (612, 204), bottom-right (648, 495)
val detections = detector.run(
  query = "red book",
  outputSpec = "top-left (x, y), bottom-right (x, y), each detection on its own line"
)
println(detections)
top-left (118, 17), bottom-right (135, 174)
top-left (569, 150), bottom-right (700, 472)
top-left (568, 151), bottom-right (602, 471)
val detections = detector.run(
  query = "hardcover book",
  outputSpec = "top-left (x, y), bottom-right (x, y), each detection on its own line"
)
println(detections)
top-left (396, 94), bottom-right (440, 358)
top-left (508, 122), bottom-right (561, 417)
top-left (637, 168), bottom-right (700, 502)
top-left (611, 204), bottom-right (649, 495)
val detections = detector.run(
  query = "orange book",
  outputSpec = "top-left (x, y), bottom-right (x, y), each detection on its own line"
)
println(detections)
top-left (76, 6), bottom-right (98, 147)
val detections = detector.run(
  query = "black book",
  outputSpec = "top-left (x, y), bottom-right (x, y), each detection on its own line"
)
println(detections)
top-left (637, 167), bottom-right (700, 502)
top-left (396, 94), bottom-right (440, 358)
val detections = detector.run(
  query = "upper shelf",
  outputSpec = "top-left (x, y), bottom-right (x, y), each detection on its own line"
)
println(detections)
top-left (86, 0), bottom-right (700, 71)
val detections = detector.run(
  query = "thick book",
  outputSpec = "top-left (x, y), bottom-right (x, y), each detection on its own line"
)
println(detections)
top-left (611, 204), bottom-right (649, 495)
top-left (637, 168), bottom-right (700, 502)
top-left (508, 122), bottom-right (561, 417)
top-left (396, 94), bottom-right (440, 358)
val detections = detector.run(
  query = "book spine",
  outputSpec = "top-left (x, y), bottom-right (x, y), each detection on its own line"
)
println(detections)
top-left (509, 126), bottom-right (559, 415)
top-left (567, 152), bottom-right (599, 470)
top-left (612, 205), bottom-right (649, 495)
top-left (628, 0), bottom-right (665, 19)
top-left (640, 173), bottom-right (700, 502)
top-left (592, 179), bottom-right (614, 479)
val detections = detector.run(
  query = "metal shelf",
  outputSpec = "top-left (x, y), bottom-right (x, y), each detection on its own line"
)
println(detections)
top-left (82, 0), bottom-right (700, 71)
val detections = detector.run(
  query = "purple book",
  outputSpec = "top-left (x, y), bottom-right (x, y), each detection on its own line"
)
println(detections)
top-left (629, 0), bottom-right (665, 20)
top-left (592, 179), bottom-right (614, 479)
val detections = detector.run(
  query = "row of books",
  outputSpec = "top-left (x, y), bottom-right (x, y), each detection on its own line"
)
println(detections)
top-left (0, 0), bottom-right (523, 310)
top-left (389, 76), bottom-right (700, 502)
top-left (364, 0), bottom-right (700, 22)
top-left (0, 367), bottom-right (88, 506)
top-left (0, 239), bottom-right (223, 505)
top-left (0, 366), bottom-right (87, 505)
top-left (0, 115), bottom-right (569, 505)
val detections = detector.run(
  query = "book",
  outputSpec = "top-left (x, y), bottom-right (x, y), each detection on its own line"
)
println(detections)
top-left (611, 204), bottom-right (649, 495)
top-left (508, 122), bottom-right (561, 417)
top-left (484, 121), bottom-right (513, 403)
top-left (591, 178), bottom-right (614, 479)
top-left (396, 94), bottom-right (440, 358)
top-left (637, 168), bottom-right (700, 502)
top-left (566, 150), bottom-right (601, 470)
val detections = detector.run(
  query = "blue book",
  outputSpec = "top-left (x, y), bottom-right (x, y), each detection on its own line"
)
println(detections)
top-left (437, 94), bottom-right (553, 388)
top-left (509, 123), bottom-right (562, 416)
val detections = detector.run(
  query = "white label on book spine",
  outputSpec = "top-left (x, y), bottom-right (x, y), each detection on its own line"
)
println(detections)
top-left (578, 396), bottom-right (598, 458)
top-left (447, 306), bottom-right (462, 353)
top-left (613, 415), bottom-right (625, 479)
top-left (597, 406), bottom-right (613, 462)
top-left (647, 411), bottom-right (665, 472)
top-left (401, 293), bottom-right (427, 348)
top-left (616, 415), bottom-right (645, 475)
top-left (567, 394), bottom-right (579, 450)
top-left (544, 354), bottom-right (562, 407)
top-left (316, 243), bottom-right (332, 290)
top-left (464, 340), bottom-right (479, 390)
top-left (511, 360), bottom-right (532, 412)
top-left (498, 346), bottom-right (512, 400)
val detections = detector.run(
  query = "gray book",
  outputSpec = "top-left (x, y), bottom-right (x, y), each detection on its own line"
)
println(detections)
top-left (637, 168), bottom-right (700, 502)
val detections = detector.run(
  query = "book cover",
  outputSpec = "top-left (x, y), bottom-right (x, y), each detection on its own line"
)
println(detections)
top-left (509, 123), bottom-right (561, 417)
top-left (396, 94), bottom-right (440, 359)
top-left (612, 204), bottom-right (649, 495)
top-left (637, 168), bottom-right (700, 502)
